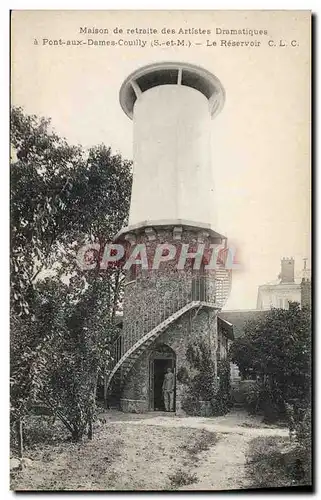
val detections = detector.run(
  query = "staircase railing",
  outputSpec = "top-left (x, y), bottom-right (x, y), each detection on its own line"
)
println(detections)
top-left (107, 273), bottom-right (230, 376)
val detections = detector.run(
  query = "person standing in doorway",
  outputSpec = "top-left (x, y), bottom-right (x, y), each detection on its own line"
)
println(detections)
top-left (162, 367), bottom-right (175, 412)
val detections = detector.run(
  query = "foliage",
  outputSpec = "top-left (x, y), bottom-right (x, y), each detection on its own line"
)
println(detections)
top-left (294, 404), bottom-right (311, 448)
top-left (185, 340), bottom-right (217, 400)
top-left (10, 275), bottom-right (113, 441)
top-left (295, 408), bottom-right (312, 484)
top-left (243, 380), bottom-right (286, 422)
top-left (10, 281), bottom-right (66, 422)
top-left (231, 303), bottom-right (312, 480)
top-left (181, 393), bottom-right (202, 416)
top-left (242, 383), bottom-right (312, 482)
top-left (180, 429), bottom-right (218, 459)
top-left (246, 435), bottom-right (312, 488)
top-left (230, 304), bottom-right (311, 419)
top-left (181, 340), bottom-right (231, 416)
top-left (11, 415), bottom-right (69, 452)
top-left (11, 106), bottom-right (132, 317)
top-left (176, 367), bottom-right (189, 385)
top-left (211, 359), bottom-right (232, 415)
top-left (10, 106), bottom-right (132, 442)
top-left (169, 470), bottom-right (198, 488)
top-left (33, 277), bottom-right (117, 441)
top-left (11, 107), bottom-right (82, 317)
top-left (286, 403), bottom-right (312, 484)
top-left (243, 382), bottom-right (262, 415)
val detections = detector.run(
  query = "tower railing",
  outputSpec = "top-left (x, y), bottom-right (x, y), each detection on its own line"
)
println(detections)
top-left (107, 273), bottom-right (230, 375)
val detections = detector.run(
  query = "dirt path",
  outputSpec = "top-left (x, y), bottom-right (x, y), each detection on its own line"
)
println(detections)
top-left (180, 433), bottom-right (250, 490)
top-left (113, 414), bottom-right (288, 437)
top-left (106, 411), bottom-right (288, 491)
top-left (11, 411), bottom-right (289, 491)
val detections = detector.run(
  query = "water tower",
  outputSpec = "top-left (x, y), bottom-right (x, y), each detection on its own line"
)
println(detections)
top-left (106, 62), bottom-right (231, 413)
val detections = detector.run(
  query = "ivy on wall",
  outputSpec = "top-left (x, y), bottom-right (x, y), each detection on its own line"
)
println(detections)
top-left (180, 339), bottom-right (231, 416)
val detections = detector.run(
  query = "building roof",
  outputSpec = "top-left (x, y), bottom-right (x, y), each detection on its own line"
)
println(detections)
top-left (218, 309), bottom-right (268, 339)
top-left (258, 278), bottom-right (302, 288)
top-left (258, 268), bottom-right (311, 289)
top-left (119, 61), bottom-right (225, 119)
top-left (217, 316), bottom-right (234, 341)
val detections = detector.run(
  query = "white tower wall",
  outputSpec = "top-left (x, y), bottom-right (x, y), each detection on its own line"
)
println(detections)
top-left (117, 62), bottom-right (225, 238)
top-left (130, 85), bottom-right (213, 226)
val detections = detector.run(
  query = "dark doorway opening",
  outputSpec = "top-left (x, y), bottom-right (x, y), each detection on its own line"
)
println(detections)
top-left (153, 358), bottom-right (175, 411)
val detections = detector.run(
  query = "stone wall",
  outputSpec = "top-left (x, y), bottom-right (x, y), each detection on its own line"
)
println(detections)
top-left (121, 225), bottom-right (224, 352)
top-left (117, 224), bottom-right (226, 414)
top-left (120, 307), bottom-right (218, 414)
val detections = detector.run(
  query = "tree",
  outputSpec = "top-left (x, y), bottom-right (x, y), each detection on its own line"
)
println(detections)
top-left (32, 276), bottom-right (117, 441)
top-left (230, 303), bottom-right (311, 416)
top-left (10, 106), bottom-right (132, 445)
top-left (231, 304), bottom-right (312, 483)
top-left (10, 107), bottom-right (82, 316)
top-left (11, 107), bottom-right (132, 316)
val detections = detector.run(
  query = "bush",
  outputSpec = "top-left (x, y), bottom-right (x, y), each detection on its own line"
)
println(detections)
top-left (181, 393), bottom-right (199, 416)
top-left (10, 415), bottom-right (68, 455)
top-left (231, 304), bottom-right (311, 423)
top-left (243, 380), bottom-right (287, 423)
top-left (209, 359), bottom-right (232, 415)
top-left (287, 403), bottom-right (312, 484)
top-left (176, 367), bottom-right (189, 385)
top-left (244, 382), bottom-right (262, 414)
top-left (246, 435), bottom-right (312, 488)
top-left (181, 341), bottom-right (231, 416)
top-left (295, 405), bottom-right (311, 446)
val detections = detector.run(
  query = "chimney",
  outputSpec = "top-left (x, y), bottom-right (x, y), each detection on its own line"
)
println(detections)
top-left (301, 278), bottom-right (311, 308)
top-left (280, 257), bottom-right (295, 283)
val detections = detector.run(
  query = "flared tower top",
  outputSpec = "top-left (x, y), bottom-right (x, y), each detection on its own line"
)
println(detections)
top-left (119, 61), bottom-right (225, 119)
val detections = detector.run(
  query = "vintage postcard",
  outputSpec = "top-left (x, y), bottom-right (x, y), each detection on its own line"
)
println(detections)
top-left (10, 10), bottom-right (311, 491)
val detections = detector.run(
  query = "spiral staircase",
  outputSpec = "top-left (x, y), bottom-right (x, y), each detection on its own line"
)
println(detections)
top-left (105, 270), bottom-right (232, 402)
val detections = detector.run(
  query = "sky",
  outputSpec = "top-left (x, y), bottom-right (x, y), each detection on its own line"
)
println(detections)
top-left (11, 10), bottom-right (311, 309)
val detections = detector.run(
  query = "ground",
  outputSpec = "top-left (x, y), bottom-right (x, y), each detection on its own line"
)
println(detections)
top-left (11, 410), bottom-right (291, 491)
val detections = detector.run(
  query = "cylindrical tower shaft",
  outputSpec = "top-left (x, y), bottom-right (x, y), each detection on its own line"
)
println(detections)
top-left (131, 85), bottom-right (212, 225)
top-left (119, 62), bottom-right (225, 233)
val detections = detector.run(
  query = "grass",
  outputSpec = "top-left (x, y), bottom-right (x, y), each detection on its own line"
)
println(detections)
top-left (168, 429), bottom-right (219, 489)
top-left (169, 470), bottom-right (198, 488)
top-left (179, 429), bottom-right (219, 463)
top-left (11, 415), bottom-right (69, 454)
top-left (11, 412), bottom-right (222, 491)
top-left (11, 417), bottom-right (219, 491)
top-left (245, 436), bottom-right (312, 489)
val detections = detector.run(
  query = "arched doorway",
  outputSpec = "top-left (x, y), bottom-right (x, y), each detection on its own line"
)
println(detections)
top-left (149, 344), bottom-right (176, 411)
